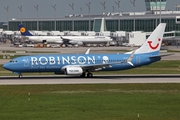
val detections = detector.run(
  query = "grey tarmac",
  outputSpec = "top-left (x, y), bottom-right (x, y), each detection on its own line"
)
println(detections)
top-left (0, 74), bottom-right (180, 85)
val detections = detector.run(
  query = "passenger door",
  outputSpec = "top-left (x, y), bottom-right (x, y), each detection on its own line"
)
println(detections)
top-left (136, 56), bottom-right (140, 65)
top-left (23, 58), bottom-right (29, 67)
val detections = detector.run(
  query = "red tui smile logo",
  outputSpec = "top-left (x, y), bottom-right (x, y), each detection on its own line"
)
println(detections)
top-left (147, 38), bottom-right (161, 50)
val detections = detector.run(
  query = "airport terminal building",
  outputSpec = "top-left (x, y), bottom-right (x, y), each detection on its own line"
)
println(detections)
top-left (7, 11), bottom-right (180, 36)
top-left (3, 0), bottom-right (180, 37)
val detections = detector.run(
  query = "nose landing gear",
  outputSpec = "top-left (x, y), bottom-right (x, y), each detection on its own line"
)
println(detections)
top-left (18, 74), bottom-right (23, 78)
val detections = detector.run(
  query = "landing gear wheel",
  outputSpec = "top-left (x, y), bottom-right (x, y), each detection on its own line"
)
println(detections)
top-left (18, 74), bottom-right (23, 78)
top-left (87, 72), bottom-right (93, 78)
top-left (80, 72), bottom-right (86, 78)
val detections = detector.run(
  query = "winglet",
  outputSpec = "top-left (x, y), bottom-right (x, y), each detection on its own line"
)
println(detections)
top-left (126, 50), bottom-right (135, 66)
top-left (85, 48), bottom-right (91, 54)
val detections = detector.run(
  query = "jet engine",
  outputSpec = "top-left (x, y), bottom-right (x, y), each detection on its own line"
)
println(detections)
top-left (42, 39), bottom-right (63, 44)
top-left (69, 41), bottom-right (83, 45)
top-left (64, 66), bottom-right (83, 75)
top-left (54, 41), bottom-right (63, 44)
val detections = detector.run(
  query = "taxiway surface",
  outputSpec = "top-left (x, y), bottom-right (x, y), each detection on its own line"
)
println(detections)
top-left (0, 75), bottom-right (180, 85)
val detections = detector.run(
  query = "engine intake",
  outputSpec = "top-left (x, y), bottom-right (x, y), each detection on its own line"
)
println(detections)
top-left (69, 41), bottom-right (83, 45)
top-left (64, 66), bottom-right (83, 75)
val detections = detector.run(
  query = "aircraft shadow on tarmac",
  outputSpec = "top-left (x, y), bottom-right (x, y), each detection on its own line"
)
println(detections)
top-left (1, 75), bottom-right (180, 80)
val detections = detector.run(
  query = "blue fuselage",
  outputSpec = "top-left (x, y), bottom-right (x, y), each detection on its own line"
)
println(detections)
top-left (3, 52), bottom-right (160, 74)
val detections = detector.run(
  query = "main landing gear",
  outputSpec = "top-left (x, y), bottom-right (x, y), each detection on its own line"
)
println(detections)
top-left (80, 72), bottom-right (93, 78)
top-left (87, 72), bottom-right (93, 78)
top-left (18, 74), bottom-right (23, 78)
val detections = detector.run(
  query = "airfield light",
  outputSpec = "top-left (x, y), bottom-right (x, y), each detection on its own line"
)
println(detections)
top-left (69, 3), bottom-right (74, 31)
top-left (160, 0), bottom-right (162, 23)
top-left (17, 6), bottom-right (23, 24)
top-left (130, 0), bottom-right (136, 31)
top-left (155, 0), bottom-right (157, 27)
top-left (4, 6), bottom-right (9, 30)
top-left (51, 4), bottom-right (57, 31)
top-left (85, 2), bottom-right (91, 31)
top-left (66, 8), bottom-right (69, 16)
top-left (34, 5), bottom-right (39, 31)
top-left (101, 1), bottom-right (106, 31)
top-left (115, 0), bottom-right (121, 31)
top-left (80, 8), bottom-right (82, 15)
top-left (112, 6), bottom-right (115, 12)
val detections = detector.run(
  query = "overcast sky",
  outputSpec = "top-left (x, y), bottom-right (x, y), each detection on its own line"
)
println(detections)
top-left (0, 0), bottom-right (180, 22)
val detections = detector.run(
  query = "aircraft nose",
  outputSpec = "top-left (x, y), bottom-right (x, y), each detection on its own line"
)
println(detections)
top-left (3, 63), bottom-right (11, 70)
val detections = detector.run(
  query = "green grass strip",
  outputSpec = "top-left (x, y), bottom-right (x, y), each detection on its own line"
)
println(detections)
top-left (0, 84), bottom-right (180, 120)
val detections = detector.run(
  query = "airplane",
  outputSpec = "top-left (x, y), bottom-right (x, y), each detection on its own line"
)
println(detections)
top-left (18, 24), bottom-right (112, 46)
top-left (3, 23), bottom-right (167, 78)
top-left (18, 24), bottom-right (63, 44)
top-left (61, 35), bottom-right (112, 46)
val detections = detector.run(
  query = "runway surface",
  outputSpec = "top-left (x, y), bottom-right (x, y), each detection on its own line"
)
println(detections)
top-left (0, 75), bottom-right (180, 85)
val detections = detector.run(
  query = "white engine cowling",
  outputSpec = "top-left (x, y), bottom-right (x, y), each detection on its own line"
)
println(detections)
top-left (54, 41), bottom-right (63, 44)
top-left (69, 41), bottom-right (83, 45)
top-left (64, 66), bottom-right (83, 75)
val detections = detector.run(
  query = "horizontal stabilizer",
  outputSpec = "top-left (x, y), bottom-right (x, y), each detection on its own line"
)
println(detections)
top-left (149, 53), bottom-right (174, 59)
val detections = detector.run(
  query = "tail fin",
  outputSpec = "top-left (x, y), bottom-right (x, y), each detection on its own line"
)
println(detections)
top-left (135, 23), bottom-right (166, 54)
top-left (18, 24), bottom-right (33, 36)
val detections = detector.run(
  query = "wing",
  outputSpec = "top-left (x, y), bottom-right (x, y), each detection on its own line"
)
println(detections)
top-left (61, 50), bottom-right (135, 73)
top-left (80, 50), bottom-right (135, 71)
top-left (61, 36), bottom-right (70, 44)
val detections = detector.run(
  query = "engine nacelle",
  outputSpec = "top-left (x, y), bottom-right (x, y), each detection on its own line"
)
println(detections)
top-left (64, 66), bottom-right (83, 75)
top-left (77, 41), bottom-right (83, 45)
top-left (62, 44), bottom-right (66, 48)
top-left (54, 41), bottom-right (63, 44)
top-left (69, 41), bottom-right (83, 45)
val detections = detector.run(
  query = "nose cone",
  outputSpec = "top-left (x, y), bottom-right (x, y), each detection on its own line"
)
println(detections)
top-left (3, 63), bottom-right (11, 71)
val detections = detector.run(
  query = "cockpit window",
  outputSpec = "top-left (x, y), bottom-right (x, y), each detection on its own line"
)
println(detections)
top-left (9, 60), bottom-right (17, 63)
